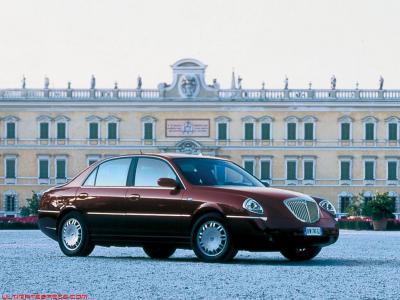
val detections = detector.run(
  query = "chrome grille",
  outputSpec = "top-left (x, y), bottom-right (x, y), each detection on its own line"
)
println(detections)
top-left (284, 198), bottom-right (320, 223)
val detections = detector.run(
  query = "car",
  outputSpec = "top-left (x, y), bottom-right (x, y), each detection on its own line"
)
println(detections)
top-left (38, 153), bottom-right (339, 262)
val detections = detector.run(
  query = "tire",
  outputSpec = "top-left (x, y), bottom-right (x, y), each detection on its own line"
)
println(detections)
top-left (191, 213), bottom-right (237, 263)
top-left (58, 211), bottom-right (95, 257)
top-left (280, 246), bottom-right (321, 261)
top-left (143, 245), bottom-right (176, 259)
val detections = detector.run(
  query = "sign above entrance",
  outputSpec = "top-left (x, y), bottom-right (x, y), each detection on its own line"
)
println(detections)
top-left (166, 119), bottom-right (210, 137)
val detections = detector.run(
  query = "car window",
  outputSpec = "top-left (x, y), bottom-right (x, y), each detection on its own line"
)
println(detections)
top-left (95, 158), bottom-right (132, 186)
top-left (135, 157), bottom-right (177, 187)
top-left (83, 168), bottom-right (97, 186)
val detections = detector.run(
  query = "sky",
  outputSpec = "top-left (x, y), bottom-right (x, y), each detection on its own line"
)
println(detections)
top-left (0, 0), bottom-right (399, 90)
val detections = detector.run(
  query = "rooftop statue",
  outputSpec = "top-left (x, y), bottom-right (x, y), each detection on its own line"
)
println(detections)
top-left (212, 78), bottom-right (220, 89)
top-left (308, 81), bottom-right (312, 89)
top-left (90, 75), bottom-right (96, 89)
top-left (237, 76), bottom-right (242, 89)
top-left (331, 75), bottom-right (337, 90)
top-left (67, 81), bottom-right (71, 89)
top-left (180, 75), bottom-right (197, 97)
top-left (137, 75), bottom-right (142, 90)
top-left (284, 76), bottom-right (288, 90)
top-left (379, 76), bottom-right (384, 90)
top-left (114, 81), bottom-right (118, 89)
top-left (21, 76), bottom-right (26, 89)
top-left (262, 81), bottom-right (265, 90)
top-left (44, 76), bottom-right (50, 89)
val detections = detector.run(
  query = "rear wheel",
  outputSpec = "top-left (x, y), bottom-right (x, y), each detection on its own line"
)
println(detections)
top-left (143, 245), bottom-right (176, 259)
top-left (58, 212), bottom-right (94, 257)
top-left (191, 213), bottom-right (237, 263)
top-left (280, 246), bottom-right (321, 261)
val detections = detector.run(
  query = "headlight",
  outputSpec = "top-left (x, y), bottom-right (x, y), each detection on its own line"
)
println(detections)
top-left (243, 198), bottom-right (264, 215)
top-left (319, 199), bottom-right (336, 216)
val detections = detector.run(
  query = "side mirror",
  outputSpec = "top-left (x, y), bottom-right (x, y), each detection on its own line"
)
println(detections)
top-left (157, 177), bottom-right (178, 188)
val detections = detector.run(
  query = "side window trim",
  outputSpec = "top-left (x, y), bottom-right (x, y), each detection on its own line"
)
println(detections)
top-left (127, 157), bottom-right (138, 186)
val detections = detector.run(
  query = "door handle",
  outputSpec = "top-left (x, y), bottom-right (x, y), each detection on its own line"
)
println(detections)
top-left (127, 194), bottom-right (140, 201)
top-left (77, 193), bottom-right (88, 199)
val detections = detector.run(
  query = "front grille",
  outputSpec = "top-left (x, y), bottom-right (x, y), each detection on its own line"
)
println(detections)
top-left (284, 197), bottom-right (320, 223)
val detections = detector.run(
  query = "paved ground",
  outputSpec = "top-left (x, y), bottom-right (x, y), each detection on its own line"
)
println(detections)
top-left (0, 230), bottom-right (399, 299)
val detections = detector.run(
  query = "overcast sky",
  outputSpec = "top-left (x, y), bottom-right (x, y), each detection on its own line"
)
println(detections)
top-left (0, 0), bottom-right (399, 89)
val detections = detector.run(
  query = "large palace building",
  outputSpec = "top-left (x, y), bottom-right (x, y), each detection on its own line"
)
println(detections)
top-left (0, 58), bottom-right (399, 217)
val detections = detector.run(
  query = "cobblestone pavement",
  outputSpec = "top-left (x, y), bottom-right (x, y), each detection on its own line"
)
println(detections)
top-left (0, 230), bottom-right (399, 299)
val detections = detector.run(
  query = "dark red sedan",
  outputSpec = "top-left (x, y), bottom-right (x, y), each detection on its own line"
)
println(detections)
top-left (38, 154), bottom-right (339, 262)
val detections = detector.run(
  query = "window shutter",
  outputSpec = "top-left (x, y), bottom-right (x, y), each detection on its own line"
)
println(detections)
top-left (39, 160), bottom-right (49, 179)
top-left (388, 123), bottom-right (398, 141)
top-left (89, 123), bottom-right (98, 139)
top-left (6, 123), bottom-right (16, 139)
top-left (261, 123), bottom-right (271, 140)
top-left (40, 123), bottom-right (49, 139)
top-left (304, 161), bottom-right (314, 180)
top-left (56, 160), bottom-right (66, 179)
top-left (364, 161), bottom-right (374, 180)
top-left (108, 123), bottom-right (117, 139)
top-left (340, 161), bottom-right (350, 180)
top-left (218, 123), bottom-right (227, 140)
top-left (6, 159), bottom-right (16, 179)
top-left (57, 123), bottom-right (66, 139)
top-left (287, 161), bottom-right (296, 180)
top-left (144, 123), bottom-right (153, 140)
top-left (388, 161), bottom-right (397, 180)
top-left (304, 123), bottom-right (314, 140)
top-left (287, 123), bottom-right (296, 140)
top-left (244, 123), bottom-right (254, 140)
top-left (365, 123), bottom-right (374, 140)
top-left (244, 161), bottom-right (254, 175)
top-left (260, 161), bottom-right (271, 180)
top-left (341, 123), bottom-right (350, 140)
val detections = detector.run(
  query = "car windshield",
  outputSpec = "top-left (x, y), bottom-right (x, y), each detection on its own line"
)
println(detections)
top-left (173, 158), bottom-right (264, 187)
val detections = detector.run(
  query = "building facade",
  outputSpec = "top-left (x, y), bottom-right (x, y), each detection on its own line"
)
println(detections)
top-left (0, 58), bottom-right (399, 216)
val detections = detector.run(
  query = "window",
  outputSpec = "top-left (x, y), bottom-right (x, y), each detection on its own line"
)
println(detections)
top-left (364, 161), bottom-right (375, 180)
top-left (304, 123), bottom-right (314, 140)
top-left (244, 123), bottom-right (254, 141)
top-left (363, 192), bottom-right (374, 205)
top-left (217, 123), bottom-right (227, 141)
top-left (57, 122), bottom-right (66, 139)
top-left (243, 160), bottom-right (255, 175)
top-left (303, 160), bottom-right (314, 180)
top-left (261, 123), bottom-right (271, 140)
top-left (5, 194), bottom-right (16, 212)
top-left (89, 123), bottom-right (99, 139)
top-left (108, 122), bottom-right (117, 140)
top-left (95, 158), bottom-right (132, 186)
top-left (144, 123), bottom-right (153, 140)
top-left (388, 161), bottom-right (398, 181)
top-left (6, 122), bottom-right (16, 139)
top-left (39, 122), bottom-right (49, 139)
top-left (39, 159), bottom-right (49, 179)
top-left (5, 158), bottom-right (16, 179)
top-left (135, 157), bottom-right (177, 187)
top-left (340, 161), bottom-right (351, 181)
top-left (287, 123), bottom-right (296, 140)
top-left (341, 123), bottom-right (350, 140)
top-left (388, 123), bottom-right (398, 141)
top-left (260, 160), bottom-right (271, 181)
top-left (339, 196), bottom-right (351, 213)
top-left (84, 169), bottom-right (97, 186)
top-left (365, 123), bottom-right (375, 140)
top-left (286, 160), bottom-right (297, 180)
top-left (56, 159), bottom-right (67, 180)
top-left (87, 155), bottom-right (101, 166)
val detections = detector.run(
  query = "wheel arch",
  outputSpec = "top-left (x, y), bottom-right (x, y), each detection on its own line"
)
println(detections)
top-left (56, 208), bottom-right (86, 233)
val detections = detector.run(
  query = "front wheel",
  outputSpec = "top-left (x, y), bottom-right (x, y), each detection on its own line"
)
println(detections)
top-left (143, 245), bottom-right (176, 259)
top-left (191, 213), bottom-right (237, 263)
top-left (58, 212), bottom-right (94, 257)
top-left (280, 246), bottom-right (321, 261)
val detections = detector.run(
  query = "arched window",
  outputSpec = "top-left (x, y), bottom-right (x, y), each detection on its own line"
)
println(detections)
top-left (284, 116), bottom-right (300, 141)
top-left (302, 116), bottom-right (317, 141)
top-left (3, 190), bottom-right (18, 216)
top-left (385, 116), bottom-right (399, 142)
top-left (388, 191), bottom-right (399, 213)
top-left (338, 116), bottom-right (353, 141)
top-left (86, 115), bottom-right (102, 140)
top-left (3, 115), bottom-right (19, 140)
top-left (141, 116), bottom-right (157, 142)
top-left (259, 116), bottom-right (274, 141)
top-left (362, 116), bottom-right (378, 141)
top-left (241, 116), bottom-right (256, 141)
top-left (215, 116), bottom-right (231, 142)
top-left (363, 191), bottom-right (374, 205)
top-left (37, 115), bottom-right (52, 140)
top-left (338, 191), bottom-right (352, 214)
top-left (104, 115), bottom-right (121, 141)
top-left (54, 115), bottom-right (70, 140)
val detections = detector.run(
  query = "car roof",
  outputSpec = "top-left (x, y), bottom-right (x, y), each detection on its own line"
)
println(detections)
top-left (102, 153), bottom-right (226, 161)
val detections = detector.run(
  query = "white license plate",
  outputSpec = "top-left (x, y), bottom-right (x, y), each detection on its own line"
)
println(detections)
top-left (304, 227), bottom-right (322, 236)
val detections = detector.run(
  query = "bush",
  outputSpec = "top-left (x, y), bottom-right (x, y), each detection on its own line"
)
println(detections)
top-left (0, 216), bottom-right (38, 230)
top-left (19, 191), bottom-right (41, 216)
top-left (362, 192), bottom-right (395, 221)
top-left (338, 217), bottom-right (372, 230)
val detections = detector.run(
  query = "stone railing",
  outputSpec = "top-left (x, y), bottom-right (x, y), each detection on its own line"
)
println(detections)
top-left (0, 87), bottom-right (400, 101)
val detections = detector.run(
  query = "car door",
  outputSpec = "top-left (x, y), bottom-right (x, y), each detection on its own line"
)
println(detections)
top-left (122, 157), bottom-right (187, 238)
top-left (77, 157), bottom-right (133, 236)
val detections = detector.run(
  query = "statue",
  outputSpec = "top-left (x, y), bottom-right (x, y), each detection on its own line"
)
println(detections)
top-left (67, 81), bottom-right (71, 89)
top-left (137, 75), bottom-right (142, 90)
top-left (212, 78), bottom-right (220, 89)
top-left (330, 75), bottom-right (337, 90)
top-left (379, 76), bottom-right (384, 90)
top-left (180, 75), bottom-right (197, 97)
top-left (308, 81), bottom-right (312, 89)
top-left (44, 76), bottom-right (50, 89)
top-left (237, 76), bottom-right (242, 89)
top-left (90, 75), bottom-right (96, 89)
top-left (356, 82), bottom-right (359, 90)
top-left (262, 81), bottom-right (265, 90)
top-left (21, 75), bottom-right (26, 89)
top-left (114, 81), bottom-right (118, 89)
top-left (284, 76), bottom-right (288, 90)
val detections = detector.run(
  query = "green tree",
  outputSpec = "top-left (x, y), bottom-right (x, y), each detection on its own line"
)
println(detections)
top-left (20, 191), bottom-right (41, 216)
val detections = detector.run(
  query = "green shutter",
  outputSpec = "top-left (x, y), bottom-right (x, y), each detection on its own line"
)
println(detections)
top-left (57, 123), bottom-right (66, 139)
top-left (6, 123), bottom-right (15, 139)
top-left (388, 123), bottom-right (398, 141)
top-left (218, 123), bottom-right (227, 140)
top-left (304, 161), bottom-right (314, 180)
top-left (244, 123), bottom-right (254, 140)
top-left (304, 123), bottom-right (314, 140)
top-left (365, 123), bottom-right (374, 140)
top-left (108, 123), bottom-right (117, 139)
top-left (341, 123), bottom-right (350, 140)
top-left (340, 161), bottom-right (350, 180)
top-left (261, 123), bottom-right (271, 140)
top-left (244, 161), bottom-right (254, 175)
top-left (89, 123), bottom-right (98, 139)
top-left (40, 122), bottom-right (49, 139)
top-left (260, 161), bottom-right (271, 180)
top-left (144, 123), bottom-right (153, 140)
top-left (56, 160), bottom-right (66, 179)
top-left (287, 161), bottom-right (296, 180)
top-left (6, 159), bottom-right (16, 179)
top-left (388, 161), bottom-right (397, 180)
top-left (39, 160), bottom-right (49, 179)
top-left (287, 123), bottom-right (296, 140)
top-left (365, 161), bottom-right (374, 180)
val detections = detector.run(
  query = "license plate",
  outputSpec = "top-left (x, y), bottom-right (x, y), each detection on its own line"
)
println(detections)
top-left (304, 227), bottom-right (322, 236)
